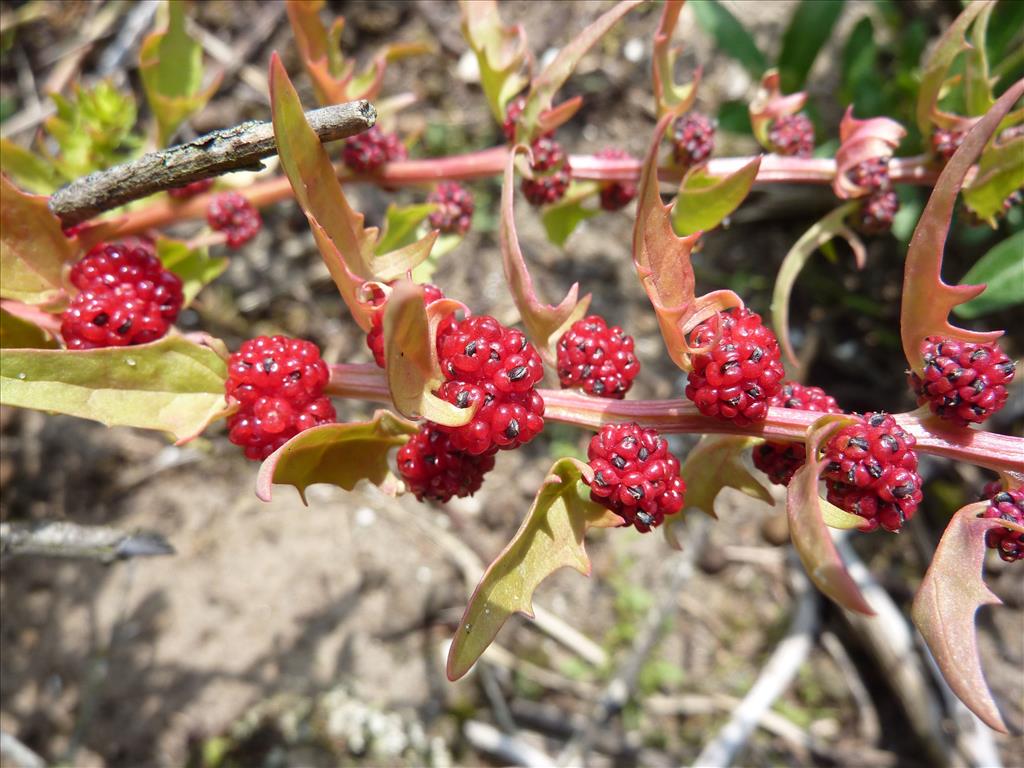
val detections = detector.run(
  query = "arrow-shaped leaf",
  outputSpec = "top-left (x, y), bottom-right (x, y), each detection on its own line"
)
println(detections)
top-left (672, 157), bottom-right (762, 236)
top-left (652, 0), bottom-right (701, 118)
top-left (962, 135), bottom-right (1024, 226)
top-left (447, 457), bottom-right (622, 680)
top-left (460, 0), bottom-right (531, 123)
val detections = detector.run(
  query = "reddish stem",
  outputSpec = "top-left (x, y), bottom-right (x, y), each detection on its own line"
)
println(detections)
top-left (89, 148), bottom-right (940, 240)
top-left (327, 364), bottom-right (1023, 474)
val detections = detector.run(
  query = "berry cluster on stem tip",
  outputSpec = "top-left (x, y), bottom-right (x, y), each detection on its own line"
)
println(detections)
top-left (207, 191), bottom-right (262, 248)
top-left (556, 315), bottom-right (640, 399)
top-left (341, 125), bottom-right (407, 173)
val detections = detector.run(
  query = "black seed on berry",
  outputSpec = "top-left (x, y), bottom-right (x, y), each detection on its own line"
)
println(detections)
top-left (638, 447), bottom-right (649, 461)
top-left (637, 511), bottom-right (655, 525)
top-left (594, 471), bottom-right (608, 487)
top-left (867, 460), bottom-right (883, 479)
top-left (970, 348), bottom-right (989, 362)
top-left (504, 419), bottom-right (520, 439)
top-left (612, 455), bottom-right (627, 470)
top-left (509, 365), bottom-right (528, 382)
top-left (622, 437), bottom-right (637, 449)
top-left (581, 365), bottom-right (593, 378)
top-left (997, 362), bottom-right (1016, 376)
top-left (456, 391), bottom-right (470, 408)
top-left (849, 437), bottom-right (869, 451)
top-left (464, 341), bottom-right (478, 355)
top-left (626, 485), bottom-right (644, 500)
top-left (746, 385), bottom-right (762, 399)
top-left (484, 393), bottom-right (494, 405)
top-left (893, 482), bottom-right (916, 498)
top-left (93, 312), bottom-right (109, 326)
top-left (489, 350), bottom-right (500, 361)
top-left (593, 380), bottom-right (606, 394)
top-left (750, 347), bottom-right (763, 362)
top-left (519, 336), bottom-right (528, 351)
top-left (722, 361), bottom-right (740, 375)
top-left (879, 435), bottom-right (899, 452)
top-left (868, 413), bottom-right (887, 427)
top-left (786, 399), bottom-right (801, 408)
top-left (117, 319), bottom-right (132, 335)
top-left (725, 395), bottom-right (742, 407)
top-left (262, 357), bottom-right (276, 373)
top-left (826, 461), bottom-right (841, 474)
top-left (972, 380), bottom-right (985, 394)
top-left (425, 454), bottom-right (438, 465)
top-left (946, 367), bottom-right (963, 381)
top-left (994, 492), bottom-right (1012, 504)
top-left (289, 370), bottom-right (302, 381)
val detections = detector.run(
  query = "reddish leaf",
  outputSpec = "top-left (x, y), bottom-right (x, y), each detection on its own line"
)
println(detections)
top-left (460, 0), bottom-right (532, 123)
top-left (383, 279), bottom-right (474, 426)
top-left (652, 0), bottom-right (701, 118)
top-left (0, 176), bottom-right (75, 308)
top-left (770, 203), bottom-right (865, 366)
top-left (447, 458), bottom-right (622, 680)
top-left (832, 108), bottom-right (906, 199)
top-left (749, 70), bottom-right (808, 150)
top-left (901, 79), bottom-right (1024, 376)
top-left (256, 410), bottom-right (418, 503)
top-left (912, 503), bottom-right (1008, 733)
top-left (787, 415), bottom-right (875, 616)
top-left (631, 114), bottom-right (742, 372)
top-left (501, 147), bottom-right (591, 359)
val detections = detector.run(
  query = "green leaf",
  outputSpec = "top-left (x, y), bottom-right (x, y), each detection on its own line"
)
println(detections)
top-left (44, 81), bottom-right (142, 179)
top-left (672, 158), bottom-right (761, 236)
top-left (962, 137), bottom-right (1024, 226)
top-left (447, 457), bottom-right (622, 680)
top-left (912, 504), bottom-right (1008, 733)
top-left (840, 17), bottom-right (880, 114)
top-left (953, 231), bottom-right (1024, 318)
top-left (540, 182), bottom-right (600, 247)
top-left (778, 0), bottom-right (844, 94)
top-left (460, 0), bottom-right (531, 123)
top-left (0, 336), bottom-right (230, 443)
top-left (652, 1), bottom-right (700, 118)
top-left (411, 232), bottom-right (463, 283)
top-left (255, 410), bottom-right (418, 503)
top-left (0, 139), bottom-right (61, 193)
top-left (680, 436), bottom-right (771, 519)
top-left (374, 203), bottom-right (437, 256)
top-left (965, 3), bottom-right (995, 116)
top-left (0, 308), bottom-right (58, 350)
top-left (690, 0), bottom-right (767, 78)
top-left (155, 237), bottom-right (227, 306)
top-left (0, 176), bottom-right (75, 307)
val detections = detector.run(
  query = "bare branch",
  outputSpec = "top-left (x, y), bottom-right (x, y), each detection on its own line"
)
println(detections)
top-left (0, 520), bottom-right (174, 562)
top-left (0, 731), bottom-right (46, 768)
top-left (48, 100), bottom-right (377, 226)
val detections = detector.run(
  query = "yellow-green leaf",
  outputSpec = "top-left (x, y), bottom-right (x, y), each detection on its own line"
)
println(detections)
top-left (155, 237), bottom-right (227, 306)
top-left (0, 139), bottom-right (62, 194)
top-left (962, 136), bottom-right (1024, 226)
top-left (672, 158), bottom-right (761, 236)
top-left (0, 308), bottom-right (58, 350)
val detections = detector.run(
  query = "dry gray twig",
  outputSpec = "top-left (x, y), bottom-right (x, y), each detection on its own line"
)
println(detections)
top-left (48, 100), bottom-right (376, 226)
top-left (0, 731), bottom-right (46, 768)
top-left (0, 520), bottom-right (174, 562)
top-left (463, 720), bottom-right (555, 768)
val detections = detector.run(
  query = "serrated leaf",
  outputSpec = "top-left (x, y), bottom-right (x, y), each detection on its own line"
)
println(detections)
top-left (374, 203), bottom-right (438, 256)
top-left (155, 237), bottom-right (227, 306)
top-left (916, 1), bottom-right (994, 140)
top-left (0, 336), bottom-right (230, 443)
top-left (778, 0), bottom-right (844, 94)
top-left (502, 148), bottom-right (591, 360)
top-left (832, 108), bottom-right (906, 198)
top-left (540, 182), bottom-right (600, 247)
top-left (681, 435), bottom-right (772, 519)
top-left (0, 139), bottom-right (61, 193)
top-left (255, 410), bottom-right (417, 503)
top-left (901, 80), bottom-right (1024, 376)
top-left (139, 1), bottom-right (220, 145)
top-left (447, 457), bottom-right (622, 680)
top-left (749, 70), bottom-right (809, 150)
top-left (912, 503), bottom-right (1008, 733)
top-left (770, 203), bottom-right (864, 366)
top-left (0, 308), bottom-right (58, 349)
top-left (965, 2), bottom-right (995, 116)
top-left (0, 176), bottom-right (75, 307)
top-left (652, 0), bottom-right (701, 118)
top-left (953, 231), bottom-right (1024, 318)
top-left (690, 0), bottom-right (766, 79)
top-left (787, 415), bottom-right (875, 615)
top-left (383, 280), bottom-right (474, 427)
top-left (962, 136), bottom-right (1024, 225)
top-left (632, 114), bottom-right (742, 372)
top-left (672, 157), bottom-right (761, 236)
top-left (269, 53), bottom-right (376, 331)
top-left (460, 0), bottom-right (531, 123)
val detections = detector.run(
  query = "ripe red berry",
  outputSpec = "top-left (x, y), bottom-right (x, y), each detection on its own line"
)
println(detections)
top-left (168, 178), bottom-right (214, 199)
top-left (61, 241), bottom-right (183, 350)
top-left (594, 147), bottom-right (637, 211)
top-left (753, 382), bottom-right (842, 486)
top-left (397, 425), bottom-right (496, 502)
top-left (529, 135), bottom-right (566, 172)
top-left (433, 315), bottom-right (545, 454)
top-left (341, 126), bottom-right (407, 173)
top-left (931, 127), bottom-right (966, 164)
top-left (980, 488), bottom-right (1024, 562)
top-left (556, 315), bottom-right (640, 399)
top-left (847, 157), bottom-right (890, 193)
top-left (671, 112), bottom-right (715, 168)
top-left (856, 189), bottom-right (899, 234)
top-left (685, 307), bottom-right (785, 425)
top-left (521, 135), bottom-right (572, 206)
top-left (225, 335), bottom-right (336, 460)
top-left (365, 282), bottom-right (455, 368)
top-left (768, 114), bottom-right (815, 157)
top-left (503, 95), bottom-right (527, 142)
top-left (427, 182), bottom-right (474, 236)
top-left (584, 423), bottom-right (686, 532)
top-left (822, 412), bottom-right (922, 532)
top-left (909, 337), bottom-right (1015, 426)
top-left (207, 191), bottom-right (262, 248)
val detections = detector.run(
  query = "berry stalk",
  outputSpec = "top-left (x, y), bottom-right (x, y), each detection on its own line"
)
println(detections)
top-left (326, 364), bottom-right (1024, 474)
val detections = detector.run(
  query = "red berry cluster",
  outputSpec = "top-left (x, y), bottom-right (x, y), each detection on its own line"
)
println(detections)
top-left (685, 307), bottom-right (785, 425)
top-left (364, 282), bottom-right (456, 368)
top-left (341, 126), bottom-right (407, 173)
top-left (671, 112), bottom-right (715, 168)
top-left (397, 425), bottom-right (495, 502)
top-left (225, 336), bottom-right (336, 460)
top-left (427, 181), bottom-right (474, 236)
top-left (980, 488), bottom-right (1024, 562)
top-left (433, 315), bottom-right (545, 455)
top-left (753, 382), bottom-right (843, 486)
top-left (931, 127), bottom-right (966, 164)
top-left (207, 191), bottom-right (262, 248)
top-left (61, 241), bottom-right (183, 350)
top-left (168, 178), bottom-right (214, 199)
top-left (767, 114), bottom-right (815, 157)
top-left (503, 95), bottom-right (527, 142)
top-left (847, 157), bottom-right (899, 234)
top-left (521, 135), bottom-right (571, 206)
top-left (909, 337), bottom-right (1015, 426)
top-left (585, 423), bottom-right (686, 532)
top-left (594, 147), bottom-right (638, 211)
top-left (822, 413), bottom-right (922, 532)
top-left (556, 315), bottom-right (640, 399)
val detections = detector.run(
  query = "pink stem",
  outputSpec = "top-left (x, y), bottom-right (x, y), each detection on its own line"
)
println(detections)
top-left (327, 364), bottom-right (1024, 474)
